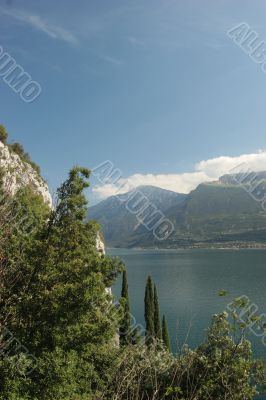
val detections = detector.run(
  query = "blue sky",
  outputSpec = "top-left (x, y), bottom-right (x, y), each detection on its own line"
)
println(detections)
top-left (1, 0), bottom-right (266, 203)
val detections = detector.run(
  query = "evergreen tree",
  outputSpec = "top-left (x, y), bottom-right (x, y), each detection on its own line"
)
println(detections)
top-left (119, 269), bottom-right (132, 345)
top-left (153, 284), bottom-right (162, 340)
top-left (0, 185), bottom-right (50, 331)
top-left (144, 275), bottom-right (154, 344)
top-left (162, 315), bottom-right (171, 351)
top-left (3, 167), bottom-right (123, 399)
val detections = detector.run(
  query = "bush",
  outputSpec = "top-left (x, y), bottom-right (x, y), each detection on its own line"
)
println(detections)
top-left (0, 125), bottom-right (8, 144)
top-left (104, 311), bottom-right (266, 399)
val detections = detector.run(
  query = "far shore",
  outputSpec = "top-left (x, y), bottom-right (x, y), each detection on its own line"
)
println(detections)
top-left (107, 242), bottom-right (266, 251)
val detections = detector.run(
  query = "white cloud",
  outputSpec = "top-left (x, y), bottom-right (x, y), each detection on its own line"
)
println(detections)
top-left (92, 150), bottom-right (266, 200)
top-left (195, 151), bottom-right (266, 177)
top-left (96, 52), bottom-right (122, 66)
top-left (0, 7), bottom-right (78, 45)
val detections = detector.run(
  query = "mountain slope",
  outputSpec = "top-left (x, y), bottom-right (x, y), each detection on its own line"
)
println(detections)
top-left (88, 186), bottom-right (186, 247)
top-left (164, 172), bottom-right (266, 246)
top-left (90, 173), bottom-right (266, 248)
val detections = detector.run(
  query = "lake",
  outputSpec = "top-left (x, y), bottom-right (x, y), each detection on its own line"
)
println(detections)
top-left (107, 249), bottom-right (266, 400)
top-left (109, 248), bottom-right (266, 398)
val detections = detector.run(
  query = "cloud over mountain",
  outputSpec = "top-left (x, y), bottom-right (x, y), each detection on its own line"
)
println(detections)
top-left (92, 150), bottom-right (266, 200)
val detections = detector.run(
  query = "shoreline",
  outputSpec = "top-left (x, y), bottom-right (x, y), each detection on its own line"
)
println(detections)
top-left (107, 243), bottom-right (266, 251)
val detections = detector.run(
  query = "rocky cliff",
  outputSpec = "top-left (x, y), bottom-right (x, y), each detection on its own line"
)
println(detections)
top-left (0, 139), bottom-right (109, 259)
top-left (0, 141), bottom-right (52, 207)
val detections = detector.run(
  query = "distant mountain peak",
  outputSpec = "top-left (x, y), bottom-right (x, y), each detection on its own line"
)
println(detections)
top-left (219, 170), bottom-right (266, 186)
top-left (131, 185), bottom-right (184, 194)
top-left (89, 186), bottom-right (187, 247)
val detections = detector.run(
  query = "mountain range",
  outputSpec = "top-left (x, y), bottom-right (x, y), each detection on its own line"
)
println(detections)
top-left (89, 186), bottom-right (186, 247)
top-left (89, 172), bottom-right (266, 248)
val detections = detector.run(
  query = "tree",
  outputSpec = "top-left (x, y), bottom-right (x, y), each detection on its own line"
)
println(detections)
top-left (119, 270), bottom-right (131, 345)
top-left (0, 184), bottom-right (50, 330)
top-left (162, 315), bottom-right (170, 351)
top-left (0, 167), bottom-right (122, 399)
top-left (144, 275), bottom-right (154, 344)
top-left (0, 125), bottom-right (8, 144)
top-left (153, 284), bottom-right (162, 340)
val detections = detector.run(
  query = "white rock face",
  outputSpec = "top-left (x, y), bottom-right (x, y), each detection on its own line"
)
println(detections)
top-left (0, 142), bottom-right (52, 207)
top-left (96, 232), bottom-right (106, 256)
top-left (95, 233), bottom-right (113, 297)
top-left (99, 233), bottom-right (118, 346)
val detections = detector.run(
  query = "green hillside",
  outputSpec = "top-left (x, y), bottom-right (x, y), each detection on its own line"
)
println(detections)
top-left (90, 173), bottom-right (266, 248)
top-left (89, 186), bottom-right (186, 247)
top-left (165, 174), bottom-right (266, 246)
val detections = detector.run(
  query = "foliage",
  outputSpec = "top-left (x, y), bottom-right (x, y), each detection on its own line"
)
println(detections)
top-left (104, 310), bottom-right (266, 400)
top-left (144, 275), bottom-right (155, 345)
top-left (119, 270), bottom-right (132, 346)
top-left (0, 124), bottom-right (41, 174)
top-left (0, 154), bottom-right (265, 398)
top-left (145, 277), bottom-right (168, 349)
top-left (154, 284), bottom-right (162, 340)
top-left (0, 166), bottom-right (123, 399)
top-left (0, 125), bottom-right (8, 144)
top-left (9, 142), bottom-right (41, 175)
top-left (162, 315), bottom-right (170, 351)
top-left (0, 184), bottom-right (50, 330)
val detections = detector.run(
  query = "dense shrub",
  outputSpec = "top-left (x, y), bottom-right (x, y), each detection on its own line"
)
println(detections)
top-left (105, 312), bottom-right (266, 399)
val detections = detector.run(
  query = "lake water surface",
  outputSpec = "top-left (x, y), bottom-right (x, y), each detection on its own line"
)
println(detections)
top-left (109, 248), bottom-right (266, 385)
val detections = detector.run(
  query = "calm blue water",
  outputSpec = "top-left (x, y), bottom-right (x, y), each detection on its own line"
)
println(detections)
top-left (109, 248), bottom-right (266, 399)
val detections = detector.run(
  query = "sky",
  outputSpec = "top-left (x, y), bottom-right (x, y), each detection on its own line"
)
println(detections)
top-left (1, 0), bottom-right (266, 203)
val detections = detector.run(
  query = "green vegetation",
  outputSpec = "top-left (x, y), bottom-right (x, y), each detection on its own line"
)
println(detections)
top-left (0, 124), bottom-right (41, 174)
top-left (110, 308), bottom-right (266, 399)
top-left (0, 142), bottom-right (265, 397)
top-left (119, 270), bottom-right (131, 345)
top-left (154, 284), bottom-right (162, 340)
top-left (144, 275), bottom-right (155, 345)
top-left (0, 166), bottom-right (122, 399)
top-left (144, 276), bottom-right (170, 350)
top-left (88, 186), bottom-right (186, 247)
top-left (89, 175), bottom-right (266, 248)
top-left (0, 125), bottom-right (8, 144)
top-left (162, 314), bottom-right (170, 351)
top-left (9, 142), bottom-right (41, 175)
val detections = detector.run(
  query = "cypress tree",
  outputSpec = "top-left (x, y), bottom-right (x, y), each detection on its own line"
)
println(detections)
top-left (121, 269), bottom-right (129, 301)
top-left (119, 269), bottom-right (132, 345)
top-left (144, 275), bottom-right (154, 344)
top-left (162, 315), bottom-right (171, 351)
top-left (153, 284), bottom-right (162, 340)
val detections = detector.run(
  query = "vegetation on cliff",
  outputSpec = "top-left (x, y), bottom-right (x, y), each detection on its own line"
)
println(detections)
top-left (0, 124), bottom-right (41, 174)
